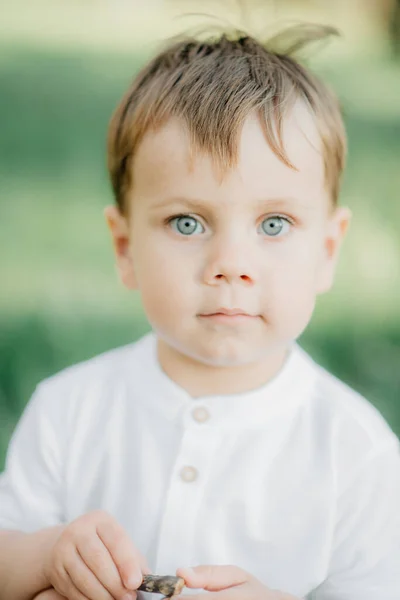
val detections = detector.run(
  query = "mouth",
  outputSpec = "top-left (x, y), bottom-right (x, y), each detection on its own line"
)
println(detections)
top-left (198, 308), bottom-right (259, 322)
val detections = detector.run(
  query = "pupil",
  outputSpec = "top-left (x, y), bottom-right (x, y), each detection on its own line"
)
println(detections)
top-left (262, 217), bottom-right (282, 236)
top-left (178, 216), bottom-right (196, 234)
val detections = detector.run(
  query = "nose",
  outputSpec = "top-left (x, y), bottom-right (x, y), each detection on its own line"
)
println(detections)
top-left (202, 238), bottom-right (257, 286)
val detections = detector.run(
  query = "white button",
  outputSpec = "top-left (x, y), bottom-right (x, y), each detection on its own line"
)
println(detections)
top-left (192, 406), bottom-right (210, 423)
top-left (180, 465), bottom-right (198, 482)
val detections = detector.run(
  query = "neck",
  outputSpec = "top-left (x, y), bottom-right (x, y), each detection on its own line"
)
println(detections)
top-left (156, 337), bottom-right (290, 398)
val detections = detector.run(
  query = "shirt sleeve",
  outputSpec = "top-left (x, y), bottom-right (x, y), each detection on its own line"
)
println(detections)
top-left (309, 438), bottom-right (400, 600)
top-left (0, 381), bottom-right (65, 532)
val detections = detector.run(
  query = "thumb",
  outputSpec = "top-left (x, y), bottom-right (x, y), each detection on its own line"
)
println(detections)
top-left (176, 565), bottom-right (249, 591)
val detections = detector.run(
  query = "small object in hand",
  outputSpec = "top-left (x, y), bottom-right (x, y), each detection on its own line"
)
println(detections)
top-left (138, 574), bottom-right (185, 597)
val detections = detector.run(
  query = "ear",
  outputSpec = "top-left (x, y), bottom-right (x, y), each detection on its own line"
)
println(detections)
top-left (104, 205), bottom-right (138, 290)
top-left (316, 206), bottom-right (352, 295)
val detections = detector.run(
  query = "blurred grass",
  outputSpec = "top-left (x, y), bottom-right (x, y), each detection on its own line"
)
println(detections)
top-left (1, 3), bottom-right (400, 468)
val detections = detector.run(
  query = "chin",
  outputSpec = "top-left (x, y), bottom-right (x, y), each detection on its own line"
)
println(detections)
top-left (193, 339), bottom-right (264, 368)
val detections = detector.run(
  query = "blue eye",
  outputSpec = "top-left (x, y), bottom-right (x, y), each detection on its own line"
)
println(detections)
top-left (260, 216), bottom-right (290, 237)
top-left (170, 215), bottom-right (204, 236)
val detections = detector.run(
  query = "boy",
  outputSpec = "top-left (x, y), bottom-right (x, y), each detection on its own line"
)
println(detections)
top-left (1, 25), bottom-right (399, 600)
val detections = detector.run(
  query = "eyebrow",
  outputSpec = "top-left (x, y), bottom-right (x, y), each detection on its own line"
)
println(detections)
top-left (150, 196), bottom-right (316, 211)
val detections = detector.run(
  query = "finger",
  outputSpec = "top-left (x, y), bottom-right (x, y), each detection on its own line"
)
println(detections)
top-left (64, 548), bottom-right (115, 600)
top-left (96, 518), bottom-right (151, 590)
top-left (176, 589), bottom-right (246, 600)
top-left (33, 590), bottom-right (68, 600)
top-left (176, 565), bottom-right (249, 591)
top-left (78, 531), bottom-right (134, 599)
top-left (56, 565), bottom-right (92, 600)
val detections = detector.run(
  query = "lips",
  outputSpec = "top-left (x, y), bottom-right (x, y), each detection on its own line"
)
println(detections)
top-left (200, 308), bottom-right (256, 318)
top-left (199, 308), bottom-right (258, 323)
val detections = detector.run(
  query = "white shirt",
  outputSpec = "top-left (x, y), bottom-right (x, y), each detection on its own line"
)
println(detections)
top-left (0, 332), bottom-right (399, 600)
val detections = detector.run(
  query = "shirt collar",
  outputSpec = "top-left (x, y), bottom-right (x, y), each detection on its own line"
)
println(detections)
top-left (132, 331), bottom-right (318, 429)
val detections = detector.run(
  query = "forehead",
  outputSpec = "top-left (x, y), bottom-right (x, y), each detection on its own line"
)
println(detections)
top-left (130, 101), bottom-right (327, 206)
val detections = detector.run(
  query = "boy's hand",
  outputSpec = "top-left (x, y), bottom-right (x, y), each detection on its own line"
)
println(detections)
top-left (33, 590), bottom-right (66, 599)
top-left (176, 565), bottom-right (299, 600)
top-left (43, 509), bottom-right (151, 600)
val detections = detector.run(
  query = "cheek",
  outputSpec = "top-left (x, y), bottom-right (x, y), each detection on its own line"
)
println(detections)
top-left (262, 242), bottom-right (321, 329)
top-left (268, 267), bottom-right (316, 311)
top-left (273, 275), bottom-right (316, 339)
top-left (132, 238), bottom-right (195, 323)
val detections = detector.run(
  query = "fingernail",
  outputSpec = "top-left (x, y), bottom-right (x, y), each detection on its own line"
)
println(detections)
top-left (122, 594), bottom-right (135, 600)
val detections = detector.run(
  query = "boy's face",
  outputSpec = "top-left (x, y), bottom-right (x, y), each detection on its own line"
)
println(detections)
top-left (105, 104), bottom-right (350, 369)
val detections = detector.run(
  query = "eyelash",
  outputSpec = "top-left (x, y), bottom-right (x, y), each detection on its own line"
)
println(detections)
top-left (165, 213), bottom-right (295, 234)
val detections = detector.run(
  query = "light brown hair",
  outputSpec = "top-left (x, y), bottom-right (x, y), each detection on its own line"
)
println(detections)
top-left (107, 24), bottom-right (346, 216)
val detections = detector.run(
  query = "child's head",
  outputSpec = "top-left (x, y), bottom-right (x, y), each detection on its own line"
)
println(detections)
top-left (104, 26), bottom-right (351, 370)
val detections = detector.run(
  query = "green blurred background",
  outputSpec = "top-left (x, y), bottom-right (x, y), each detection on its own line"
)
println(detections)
top-left (1, 0), bottom-right (400, 468)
